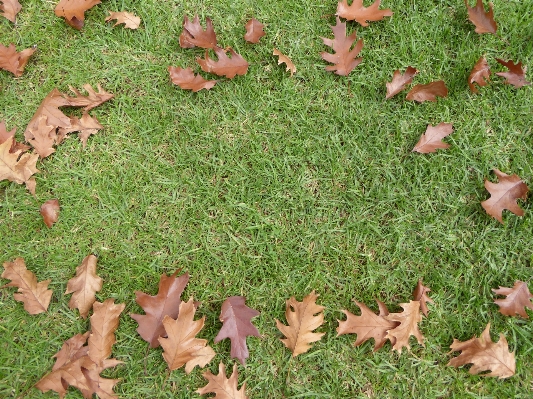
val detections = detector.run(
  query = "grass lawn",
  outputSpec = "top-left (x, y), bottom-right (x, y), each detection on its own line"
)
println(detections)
top-left (1, 0), bottom-right (533, 397)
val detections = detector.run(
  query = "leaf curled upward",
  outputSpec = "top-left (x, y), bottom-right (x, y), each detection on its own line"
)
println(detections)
top-left (406, 81), bottom-right (448, 102)
top-left (321, 16), bottom-right (363, 76)
top-left (197, 363), bottom-right (248, 399)
top-left (385, 66), bottom-right (418, 99)
top-left (465, 0), bottom-right (497, 34)
top-left (180, 15), bottom-right (218, 49)
top-left (273, 49), bottom-right (296, 77)
top-left (196, 47), bottom-right (249, 79)
top-left (336, 0), bottom-right (393, 27)
top-left (244, 18), bottom-right (265, 44)
top-left (496, 59), bottom-right (530, 88)
top-left (493, 281), bottom-right (533, 318)
top-left (65, 254), bottom-right (102, 318)
top-left (384, 301), bottom-right (424, 353)
top-left (412, 123), bottom-right (453, 154)
top-left (412, 280), bottom-right (434, 316)
top-left (0, 0), bottom-right (22, 22)
top-left (168, 67), bottom-right (217, 92)
top-left (469, 56), bottom-right (490, 93)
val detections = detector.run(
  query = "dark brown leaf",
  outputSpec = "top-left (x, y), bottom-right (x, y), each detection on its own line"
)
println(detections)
top-left (406, 80), bottom-right (448, 102)
top-left (336, 0), bottom-right (393, 27)
top-left (493, 281), bottom-right (533, 318)
top-left (244, 18), bottom-right (265, 44)
top-left (40, 199), bottom-right (60, 228)
top-left (168, 66), bottom-right (217, 92)
top-left (495, 59), bottom-right (530, 88)
top-left (469, 56), bottom-right (491, 93)
top-left (386, 66), bottom-right (418, 99)
top-left (465, 0), bottom-right (497, 34)
top-left (321, 16), bottom-right (363, 76)
top-left (197, 47), bottom-right (249, 79)
top-left (179, 15), bottom-right (217, 49)
top-left (412, 123), bottom-right (453, 153)
top-left (481, 169), bottom-right (529, 223)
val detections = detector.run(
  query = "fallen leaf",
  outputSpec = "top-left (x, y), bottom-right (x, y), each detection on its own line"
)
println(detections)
top-left (88, 299), bottom-right (125, 366)
top-left (25, 89), bottom-right (72, 134)
top-left (493, 281), bottom-right (533, 318)
top-left (179, 15), bottom-right (217, 49)
top-left (214, 296), bottom-right (260, 365)
top-left (385, 66), bottom-right (418, 99)
top-left (105, 11), bottom-right (140, 29)
top-left (336, 0), bottom-right (393, 27)
top-left (273, 48), bottom-right (296, 76)
top-left (244, 18), bottom-right (265, 43)
top-left (337, 300), bottom-right (399, 351)
top-left (65, 254), bottom-right (102, 318)
top-left (168, 66), bottom-right (217, 92)
top-left (25, 116), bottom-right (57, 158)
top-left (0, 137), bottom-right (39, 194)
top-left (465, 0), bottom-right (497, 34)
top-left (196, 363), bottom-right (248, 399)
top-left (384, 301), bottom-right (424, 353)
top-left (412, 280), bottom-right (434, 316)
top-left (55, 0), bottom-right (101, 30)
top-left (0, 43), bottom-right (36, 77)
top-left (0, 0), bottom-right (21, 22)
top-left (57, 113), bottom-right (103, 147)
top-left (1, 257), bottom-right (52, 314)
top-left (275, 290), bottom-right (325, 357)
top-left (0, 120), bottom-right (29, 152)
top-left (481, 169), bottom-right (529, 223)
top-left (406, 80), bottom-right (448, 102)
top-left (130, 270), bottom-right (190, 347)
top-left (321, 16), bottom-right (363, 76)
top-left (469, 56), bottom-right (490, 93)
top-left (495, 59), bottom-right (530, 88)
top-left (64, 84), bottom-right (114, 112)
top-left (448, 323), bottom-right (515, 378)
top-left (197, 47), bottom-right (249, 79)
top-left (40, 199), bottom-right (60, 228)
top-left (158, 299), bottom-right (215, 373)
top-left (412, 123), bottom-right (453, 153)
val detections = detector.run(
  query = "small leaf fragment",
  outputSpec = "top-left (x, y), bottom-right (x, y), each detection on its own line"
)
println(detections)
top-left (386, 66), bottom-right (418, 99)
top-left (105, 11), bottom-right (141, 29)
top-left (406, 81), bottom-right (448, 102)
top-left (493, 281), bottom-right (533, 318)
top-left (273, 48), bottom-right (296, 77)
top-left (65, 254), bottom-right (103, 318)
top-left (168, 66), bottom-right (217, 92)
top-left (40, 199), bottom-right (60, 228)
top-left (469, 56), bottom-right (490, 93)
top-left (244, 18), bottom-right (265, 43)
top-left (495, 59), bottom-right (530, 88)
top-left (481, 169), bottom-right (529, 223)
top-left (465, 0), bottom-right (497, 34)
top-left (412, 279), bottom-right (434, 316)
top-left (412, 123), bottom-right (453, 153)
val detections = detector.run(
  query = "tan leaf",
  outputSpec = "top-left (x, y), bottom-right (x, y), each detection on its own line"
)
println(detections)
top-left (412, 123), bottom-right (453, 153)
top-left (105, 11), bottom-right (141, 29)
top-left (273, 48), bottom-right (296, 77)
top-left (493, 281), bottom-right (533, 318)
top-left (196, 363), bottom-right (248, 399)
top-left (197, 47), bottom-right (249, 79)
top-left (385, 66), bottom-right (418, 99)
top-left (465, 0), bottom-right (497, 34)
top-left (54, 0), bottom-right (101, 30)
top-left (25, 88), bottom-right (73, 134)
top-left (65, 254), bottom-right (103, 318)
top-left (179, 15), bottom-right (217, 49)
top-left (1, 258), bottom-right (52, 314)
top-left (469, 56), bottom-right (490, 93)
top-left (40, 199), bottom-right (60, 228)
top-left (64, 84), bottom-right (114, 112)
top-left (384, 301), bottom-right (424, 353)
top-left (406, 80), bottom-right (448, 102)
top-left (275, 290), bottom-right (325, 357)
top-left (57, 113), bottom-right (103, 147)
top-left (0, 0), bottom-right (22, 22)
top-left (481, 169), bottom-right (529, 223)
top-left (337, 300), bottom-right (399, 351)
top-left (244, 18), bottom-right (265, 44)
top-left (0, 120), bottom-right (29, 153)
top-left (168, 66), bottom-right (217, 92)
top-left (412, 279), bottom-right (434, 316)
top-left (496, 59), bottom-right (530, 88)
top-left (0, 138), bottom-right (39, 194)
top-left (321, 16), bottom-right (363, 76)
top-left (448, 323), bottom-right (515, 378)
top-left (88, 299), bottom-right (125, 365)
top-left (336, 0), bottom-right (393, 27)
top-left (24, 116), bottom-right (57, 158)
top-left (0, 43), bottom-right (36, 77)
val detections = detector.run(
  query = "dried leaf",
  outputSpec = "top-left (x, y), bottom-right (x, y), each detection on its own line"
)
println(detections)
top-left (412, 123), bottom-right (453, 153)
top-left (168, 66), bottom-right (217, 92)
top-left (179, 15), bottom-right (217, 49)
top-left (412, 280), bottom-right (434, 316)
top-left (469, 56), bottom-right (490, 93)
top-left (337, 300), bottom-right (399, 351)
top-left (196, 363), bottom-right (248, 399)
top-left (55, 0), bottom-right (101, 30)
top-left (495, 59), bottom-right (530, 88)
top-left (197, 47), bottom-right (249, 79)
top-left (105, 11), bottom-right (140, 29)
top-left (493, 281), bottom-right (533, 318)
top-left (40, 199), bottom-right (60, 228)
top-left (214, 296), bottom-right (260, 364)
top-left (0, 43), bottom-right (36, 77)
top-left (25, 116), bottom-right (57, 158)
top-left (0, 120), bottom-right (28, 153)
top-left (64, 84), bottom-right (114, 112)
top-left (448, 323), bottom-right (515, 378)
top-left (65, 254), bottom-right (102, 318)
top-left (0, 0), bottom-right (22, 22)
top-left (25, 88), bottom-right (73, 134)
top-left (321, 16), bottom-right (363, 76)
top-left (481, 169), bottom-right (529, 223)
top-left (273, 49), bottom-right (296, 76)
top-left (1, 258), bottom-right (52, 315)
top-left (244, 18), bottom-right (265, 44)
top-left (88, 299), bottom-right (125, 365)
top-left (0, 137), bottom-right (39, 194)
top-left (384, 301), bottom-right (424, 353)
top-left (57, 113), bottom-right (103, 147)
top-left (336, 0), bottom-right (393, 27)
top-left (385, 66), bottom-right (418, 99)
top-left (465, 0), bottom-right (497, 34)
top-left (275, 290), bottom-right (325, 357)
top-left (406, 80), bottom-right (448, 102)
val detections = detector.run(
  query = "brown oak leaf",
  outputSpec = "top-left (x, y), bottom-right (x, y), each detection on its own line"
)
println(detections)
top-left (0, 121), bottom-right (30, 153)
top-left (179, 15), bottom-right (217, 49)
top-left (40, 199), bottom-right (60, 228)
top-left (244, 18), bottom-right (265, 44)
top-left (321, 16), bottom-right (363, 76)
top-left (412, 280), bottom-right (434, 316)
top-left (273, 48), bottom-right (296, 77)
top-left (65, 254), bottom-right (102, 318)
top-left (1, 257), bottom-right (52, 314)
top-left (88, 299), bottom-right (125, 366)
top-left (0, 43), bottom-right (36, 77)
top-left (55, 0), bottom-right (101, 30)
top-left (25, 89), bottom-right (72, 134)
top-left (465, 0), bottom-right (497, 34)
top-left (214, 296), bottom-right (260, 365)
top-left (412, 123), bottom-right (453, 153)
top-left (0, 0), bottom-right (21, 22)
top-left (469, 56), bottom-right (490, 93)
top-left (496, 59), bottom-right (530, 88)
top-left (448, 323), bottom-right (515, 378)
top-left (130, 270), bottom-right (190, 347)
top-left (168, 66), bottom-right (217, 92)
top-left (337, 300), bottom-right (399, 351)
top-left (197, 47), bottom-right (249, 79)
top-left (57, 113), bottom-right (104, 147)
top-left (481, 169), bottom-right (528, 223)
top-left (384, 301), bottom-right (424, 353)
top-left (196, 363), bottom-right (248, 399)
top-left (64, 84), bottom-right (114, 112)
top-left (0, 137), bottom-right (38, 194)
top-left (158, 298), bottom-right (215, 373)
top-left (25, 116), bottom-right (57, 158)
top-left (105, 11), bottom-right (140, 29)
top-left (493, 281), bottom-right (533, 318)
top-left (336, 0), bottom-right (393, 27)
top-left (406, 80), bottom-right (448, 102)
top-left (385, 66), bottom-right (418, 99)
top-left (275, 290), bottom-right (325, 357)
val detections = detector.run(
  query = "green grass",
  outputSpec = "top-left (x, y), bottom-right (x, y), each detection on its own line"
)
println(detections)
top-left (1, 0), bottom-right (533, 397)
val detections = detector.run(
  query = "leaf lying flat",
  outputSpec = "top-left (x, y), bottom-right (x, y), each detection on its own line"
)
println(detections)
top-left (321, 16), bottom-right (363, 76)
top-left (273, 48), bottom-right (296, 77)
top-left (493, 281), bottom-right (533, 318)
top-left (0, 0), bottom-right (21, 22)
top-left (65, 254), bottom-right (102, 318)
top-left (496, 59), bottom-right (530, 88)
top-left (55, 0), bottom-right (101, 30)
top-left (197, 363), bottom-right (248, 399)
top-left (105, 11), bottom-right (141, 29)
top-left (40, 199), bottom-right (60, 228)
top-left (481, 169), bottom-right (529, 223)
top-left (469, 56), bottom-right (490, 93)
top-left (25, 116), bottom-right (57, 158)
top-left (0, 43), bottom-right (36, 77)
top-left (412, 123), bottom-right (453, 153)
top-left (64, 84), bottom-right (115, 112)
top-left (0, 138), bottom-right (38, 194)
top-left (386, 66), bottom-right (418, 99)
top-left (406, 80), bottom-right (448, 102)
top-left (180, 15), bottom-right (217, 49)
top-left (336, 0), bottom-right (393, 27)
top-left (412, 280), bottom-right (434, 316)
top-left (0, 120), bottom-right (29, 153)
top-left (465, 0), bottom-right (497, 34)
top-left (244, 18), bottom-right (265, 44)
top-left (57, 113), bottom-right (104, 148)
top-left (168, 67), bottom-right (217, 92)
top-left (197, 47), bottom-right (249, 79)
top-left (384, 301), bottom-right (424, 353)
top-left (88, 299), bottom-right (126, 366)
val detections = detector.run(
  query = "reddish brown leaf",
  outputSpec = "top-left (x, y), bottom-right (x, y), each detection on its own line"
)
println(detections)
top-left (465, 0), bottom-right (497, 34)
top-left (468, 56), bottom-right (490, 93)
top-left (105, 11), bottom-right (140, 29)
top-left (412, 123), bottom-right (453, 153)
top-left (25, 116), bottom-right (57, 158)
top-left (130, 270), bottom-right (190, 347)
top-left (64, 84), bottom-right (114, 112)
top-left (197, 47), bottom-right (249, 79)
top-left (386, 66), bottom-right (418, 99)
top-left (0, 137), bottom-right (38, 194)
top-left (384, 301), bottom-right (424, 353)
top-left (412, 280), bottom-right (434, 316)
top-left (25, 89), bottom-right (72, 134)
top-left (406, 80), bottom-right (448, 102)
top-left (40, 199), bottom-right (60, 228)
top-left (0, 0), bottom-right (22, 22)
top-left (168, 66), bottom-right (217, 92)
top-left (65, 254), bottom-right (103, 318)
top-left (55, 0), bottom-right (101, 30)
top-left (273, 48), bottom-right (296, 77)
top-left (321, 16), bottom-right (363, 76)
top-left (336, 0), bottom-right (393, 27)
top-left (0, 43), bottom-right (36, 77)
top-left (214, 296), bottom-right (260, 365)
top-left (493, 281), bottom-right (533, 318)
top-left (495, 59), bottom-right (530, 88)
top-left (57, 113), bottom-right (104, 147)
top-left (88, 299), bottom-right (125, 366)
top-left (244, 18), bottom-right (265, 44)
top-left (196, 363), bottom-right (248, 399)
top-left (481, 169), bottom-right (529, 223)
top-left (179, 15), bottom-right (217, 49)
top-left (1, 258), bottom-right (52, 314)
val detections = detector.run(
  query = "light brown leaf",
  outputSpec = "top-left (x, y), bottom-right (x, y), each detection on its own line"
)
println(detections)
top-left (275, 290), bottom-right (325, 357)
top-left (465, 0), bottom-right (497, 34)
top-left (386, 66), bottom-right (418, 99)
top-left (384, 301), bottom-right (424, 353)
top-left (273, 48), bottom-right (296, 77)
top-left (321, 16), bottom-right (363, 76)
top-left (0, 120), bottom-right (29, 153)
top-left (1, 257), bottom-right (52, 315)
top-left (25, 88), bottom-right (72, 134)
top-left (105, 11), bottom-right (140, 29)
top-left (0, 137), bottom-right (39, 194)
top-left (469, 56), bottom-right (490, 93)
top-left (40, 199), bottom-right (60, 228)
top-left (57, 113), bottom-right (103, 147)
top-left (406, 80), bottom-right (448, 102)
top-left (0, 0), bottom-right (21, 22)
top-left (481, 169), bottom-right (529, 223)
top-left (88, 299), bottom-right (125, 365)
top-left (168, 66), bottom-right (217, 92)
top-left (64, 84), bottom-right (114, 112)
top-left (54, 0), bottom-right (101, 30)
top-left (0, 43), bottom-right (36, 77)
top-left (65, 254), bottom-right (103, 318)
top-left (412, 123), bottom-right (453, 153)
top-left (448, 323), bottom-right (515, 378)
top-left (244, 18), bottom-right (265, 44)
top-left (496, 59), bottom-right (530, 88)
top-left (196, 363), bottom-right (248, 399)
top-left (25, 116), bottom-right (57, 158)
top-left (337, 300), bottom-right (399, 351)
top-left (179, 15), bottom-right (217, 49)
top-left (412, 280), bottom-right (434, 316)
top-left (493, 281), bottom-right (533, 318)
top-left (337, 0), bottom-right (393, 27)
top-left (197, 47), bottom-right (249, 79)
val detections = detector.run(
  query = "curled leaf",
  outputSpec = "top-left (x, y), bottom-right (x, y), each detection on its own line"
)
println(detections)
top-left (496, 59), bottom-right (530, 88)
top-left (40, 199), bottom-right (60, 228)
top-left (273, 48), bottom-right (296, 77)
top-left (386, 66), bottom-right (418, 99)
top-left (469, 56), bottom-right (491, 93)
top-left (406, 80), bottom-right (448, 102)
